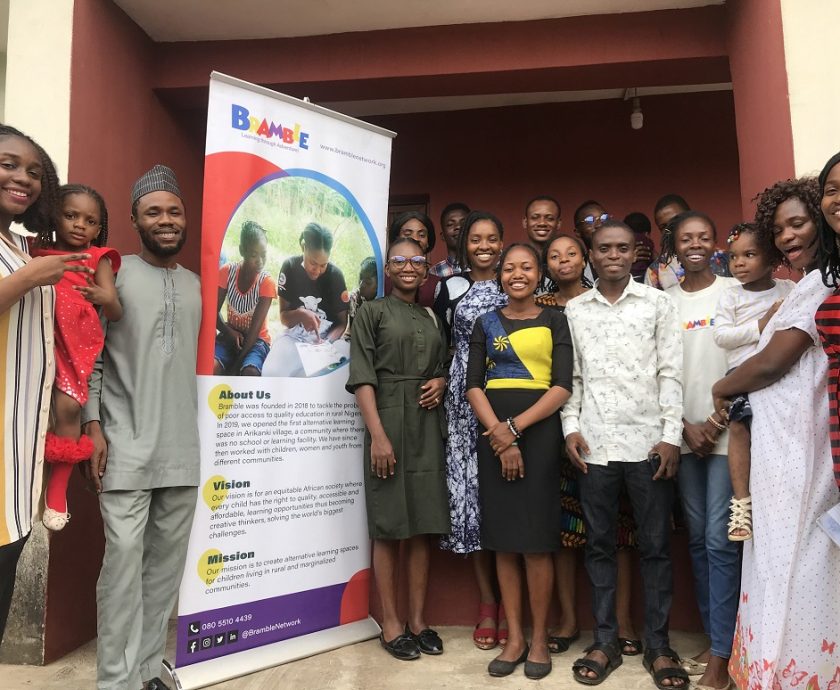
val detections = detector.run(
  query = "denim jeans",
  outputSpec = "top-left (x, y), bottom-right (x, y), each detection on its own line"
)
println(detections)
top-left (579, 461), bottom-right (674, 650)
top-left (677, 453), bottom-right (740, 658)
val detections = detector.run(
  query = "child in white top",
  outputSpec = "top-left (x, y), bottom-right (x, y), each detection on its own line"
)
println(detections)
top-left (713, 223), bottom-right (795, 540)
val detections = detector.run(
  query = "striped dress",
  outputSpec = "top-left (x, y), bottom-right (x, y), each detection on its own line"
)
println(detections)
top-left (815, 289), bottom-right (840, 490)
top-left (0, 230), bottom-right (54, 546)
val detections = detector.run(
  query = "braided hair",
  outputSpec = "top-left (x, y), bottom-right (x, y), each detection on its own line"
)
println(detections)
top-left (0, 124), bottom-right (60, 237)
top-left (455, 210), bottom-right (504, 270)
top-left (659, 210), bottom-right (717, 264)
top-left (56, 184), bottom-right (109, 247)
top-left (240, 219), bottom-right (266, 248)
top-left (726, 221), bottom-right (783, 269)
top-left (753, 177), bottom-right (820, 269)
top-left (818, 152), bottom-right (840, 286)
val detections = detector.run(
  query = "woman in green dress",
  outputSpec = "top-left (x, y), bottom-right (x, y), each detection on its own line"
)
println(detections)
top-left (347, 237), bottom-right (451, 661)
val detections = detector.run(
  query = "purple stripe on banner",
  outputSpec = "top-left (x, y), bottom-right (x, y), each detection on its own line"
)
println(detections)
top-left (176, 582), bottom-right (346, 666)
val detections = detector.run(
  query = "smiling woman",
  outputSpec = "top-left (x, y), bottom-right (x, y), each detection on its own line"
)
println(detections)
top-left (0, 125), bottom-right (82, 645)
top-left (712, 174), bottom-right (840, 690)
top-left (347, 236), bottom-right (450, 662)
top-left (465, 243), bottom-right (573, 680)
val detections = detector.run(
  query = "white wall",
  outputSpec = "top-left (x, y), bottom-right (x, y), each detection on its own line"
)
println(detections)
top-left (4, 0), bottom-right (74, 179)
top-left (780, 0), bottom-right (840, 177)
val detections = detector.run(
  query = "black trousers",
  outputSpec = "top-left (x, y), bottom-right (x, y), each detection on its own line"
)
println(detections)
top-left (0, 535), bottom-right (29, 645)
top-left (579, 461), bottom-right (674, 650)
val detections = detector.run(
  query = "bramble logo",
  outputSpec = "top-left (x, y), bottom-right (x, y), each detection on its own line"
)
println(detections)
top-left (231, 103), bottom-right (310, 149)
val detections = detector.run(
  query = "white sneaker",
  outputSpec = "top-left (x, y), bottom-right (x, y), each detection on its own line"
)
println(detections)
top-left (42, 507), bottom-right (70, 531)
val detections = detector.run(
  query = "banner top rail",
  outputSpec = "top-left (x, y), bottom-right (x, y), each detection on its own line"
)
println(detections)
top-left (210, 71), bottom-right (397, 139)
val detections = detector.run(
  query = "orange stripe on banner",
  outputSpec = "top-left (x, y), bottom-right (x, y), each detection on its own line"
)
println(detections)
top-left (0, 308), bottom-right (10, 545)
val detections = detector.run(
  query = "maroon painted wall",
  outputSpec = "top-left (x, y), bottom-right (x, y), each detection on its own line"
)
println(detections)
top-left (373, 90), bottom-right (743, 260)
top-left (725, 0), bottom-right (795, 216)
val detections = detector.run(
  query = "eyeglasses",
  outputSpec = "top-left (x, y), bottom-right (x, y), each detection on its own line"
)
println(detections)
top-left (388, 255), bottom-right (428, 270)
top-left (581, 213), bottom-right (610, 226)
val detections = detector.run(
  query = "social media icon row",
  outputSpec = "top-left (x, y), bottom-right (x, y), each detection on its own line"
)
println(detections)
top-left (186, 629), bottom-right (239, 653)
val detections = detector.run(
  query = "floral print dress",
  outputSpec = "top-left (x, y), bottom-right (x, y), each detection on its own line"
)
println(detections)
top-left (439, 279), bottom-right (506, 553)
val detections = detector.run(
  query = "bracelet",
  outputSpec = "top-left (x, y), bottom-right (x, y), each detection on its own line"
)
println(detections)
top-left (706, 414), bottom-right (727, 431)
top-left (510, 441), bottom-right (519, 447)
top-left (506, 417), bottom-right (522, 439)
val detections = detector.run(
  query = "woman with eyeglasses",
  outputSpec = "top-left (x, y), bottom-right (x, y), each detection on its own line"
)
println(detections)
top-left (347, 237), bottom-right (451, 661)
top-left (385, 211), bottom-right (439, 307)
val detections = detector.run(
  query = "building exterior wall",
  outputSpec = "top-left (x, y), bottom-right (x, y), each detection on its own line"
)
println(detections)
top-left (780, 0), bottom-right (840, 176)
top-left (1, 0), bottom-right (813, 663)
top-left (374, 90), bottom-right (742, 266)
top-left (725, 0), bottom-right (795, 215)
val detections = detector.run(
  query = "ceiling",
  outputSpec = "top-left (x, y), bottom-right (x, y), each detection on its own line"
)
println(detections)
top-left (112, 0), bottom-right (724, 42)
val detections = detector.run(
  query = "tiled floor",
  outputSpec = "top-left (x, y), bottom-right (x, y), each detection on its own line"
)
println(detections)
top-left (0, 627), bottom-right (709, 689)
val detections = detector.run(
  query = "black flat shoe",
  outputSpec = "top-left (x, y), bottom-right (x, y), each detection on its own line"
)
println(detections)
top-left (524, 657), bottom-right (552, 680)
top-left (548, 630), bottom-right (580, 654)
top-left (380, 632), bottom-right (420, 660)
top-left (488, 645), bottom-right (529, 677)
top-left (143, 680), bottom-right (171, 690)
top-left (405, 624), bottom-right (444, 655)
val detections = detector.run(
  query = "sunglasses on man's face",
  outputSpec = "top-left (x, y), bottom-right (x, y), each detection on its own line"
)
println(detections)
top-left (581, 213), bottom-right (610, 226)
top-left (388, 255), bottom-right (428, 269)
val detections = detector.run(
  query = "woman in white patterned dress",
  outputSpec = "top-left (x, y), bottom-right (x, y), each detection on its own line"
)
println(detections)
top-left (712, 178), bottom-right (840, 690)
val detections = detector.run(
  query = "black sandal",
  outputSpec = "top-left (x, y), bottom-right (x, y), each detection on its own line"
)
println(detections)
top-left (548, 630), bottom-right (580, 654)
top-left (572, 642), bottom-right (623, 686)
top-left (643, 647), bottom-right (690, 689)
top-left (619, 637), bottom-right (643, 656)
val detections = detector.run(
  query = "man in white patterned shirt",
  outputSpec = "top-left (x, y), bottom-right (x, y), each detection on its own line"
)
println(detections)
top-left (562, 220), bottom-right (688, 688)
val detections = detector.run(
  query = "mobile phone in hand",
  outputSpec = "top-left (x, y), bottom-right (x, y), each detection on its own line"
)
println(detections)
top-left (648, 452), bottom-right (662, 479)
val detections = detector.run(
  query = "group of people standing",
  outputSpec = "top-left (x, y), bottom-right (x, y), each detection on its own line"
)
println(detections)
top-left (0, 116), bottom-right (838, 690)
top-left (349, 158), bottom-right (840, 689)
top-left (0, 124), bottom-right (200, 690)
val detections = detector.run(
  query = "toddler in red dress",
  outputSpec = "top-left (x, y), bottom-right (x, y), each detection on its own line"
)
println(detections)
top-left (32, 184), bottom-right (122, 530)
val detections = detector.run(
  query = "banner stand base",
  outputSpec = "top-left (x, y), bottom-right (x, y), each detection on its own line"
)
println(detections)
top-left (165, 617), bottom-right (382, 690)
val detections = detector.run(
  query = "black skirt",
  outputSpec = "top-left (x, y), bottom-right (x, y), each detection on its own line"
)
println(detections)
top-left (477, 389), bottom-right (562, 553)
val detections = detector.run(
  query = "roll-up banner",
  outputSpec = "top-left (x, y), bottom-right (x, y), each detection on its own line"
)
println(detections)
top-left (170, 72), bottom-right (393, 689)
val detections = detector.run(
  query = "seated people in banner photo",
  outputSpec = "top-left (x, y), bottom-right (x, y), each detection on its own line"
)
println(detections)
top-left (214, 220), bottom-right (278, 376)
top-left (261, 222), bottom-right (349, 377)
top-left (343, 255), bottom-right (378, 340)
top-left (347, 237), bottom-right (451, 662)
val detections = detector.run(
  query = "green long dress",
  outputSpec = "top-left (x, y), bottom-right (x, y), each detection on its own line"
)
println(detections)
top-left (346, 295), bottom-right (451, 539)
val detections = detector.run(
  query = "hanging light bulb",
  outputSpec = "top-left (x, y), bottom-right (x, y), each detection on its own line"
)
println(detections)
top-left (631, 96), bottom-right (644, 130)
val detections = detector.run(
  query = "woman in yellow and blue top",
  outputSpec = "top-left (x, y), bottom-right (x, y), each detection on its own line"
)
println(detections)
top-left (466, 243), bottom-right (573, 681)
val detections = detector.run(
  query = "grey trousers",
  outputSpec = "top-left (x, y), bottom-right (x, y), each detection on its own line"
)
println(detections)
top-left (96, 487), bottom-right (197, 690)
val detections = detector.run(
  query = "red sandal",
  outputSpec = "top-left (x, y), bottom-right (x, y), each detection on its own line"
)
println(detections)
top-left (473, 601), bottom-right (498, 650)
